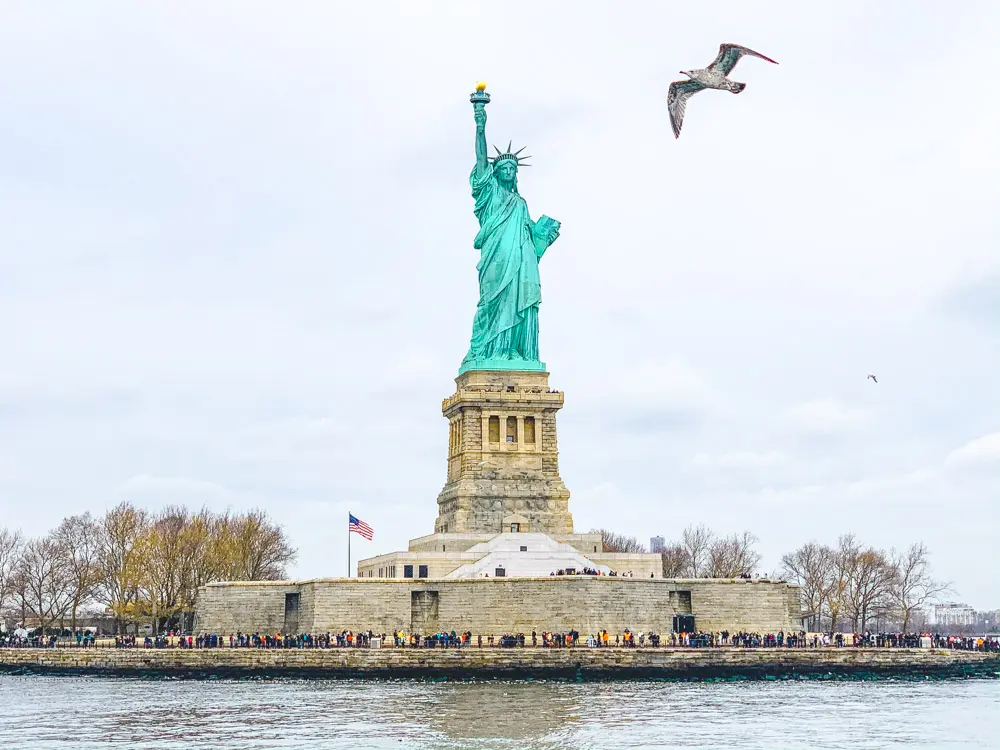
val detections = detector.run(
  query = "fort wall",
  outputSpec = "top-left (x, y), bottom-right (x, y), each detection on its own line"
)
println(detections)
top-left (194, 577), bottom-right (801, 636)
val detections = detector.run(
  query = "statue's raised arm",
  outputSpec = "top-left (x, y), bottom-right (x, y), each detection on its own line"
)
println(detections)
top-left (470, 82), bottom-right (491, 176)
top-left (473, 103), bottom-right (488, 173)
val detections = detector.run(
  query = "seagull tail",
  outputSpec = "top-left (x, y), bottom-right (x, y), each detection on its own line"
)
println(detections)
top-left (732, 82), bottom-right (747, 94)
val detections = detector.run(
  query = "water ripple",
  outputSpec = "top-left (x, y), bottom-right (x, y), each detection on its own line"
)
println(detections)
top-left (0, 677), bottom-right (997, 749)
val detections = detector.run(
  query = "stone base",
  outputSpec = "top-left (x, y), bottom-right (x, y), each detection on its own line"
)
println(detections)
top-left (435, 369), bottom-right (573, 536)
top-left (435, 479), bottom-right (573, 536)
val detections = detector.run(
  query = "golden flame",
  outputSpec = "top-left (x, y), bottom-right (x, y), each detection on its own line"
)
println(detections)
top-left (475, 80), bottom-right (487, 92)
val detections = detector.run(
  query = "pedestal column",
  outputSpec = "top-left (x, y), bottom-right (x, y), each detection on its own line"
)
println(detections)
top-left (434, 370), bottom-right (573, 536)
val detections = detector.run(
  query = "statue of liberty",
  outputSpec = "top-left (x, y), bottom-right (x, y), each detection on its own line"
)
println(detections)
top-left (459, 84), bottom-right (561, 374)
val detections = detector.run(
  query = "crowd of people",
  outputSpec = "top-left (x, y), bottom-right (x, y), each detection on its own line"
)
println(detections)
top-left (549, 568), bottom-right (642, 577)
top-left (2, 628), bottom-right (998, 652)
top-left (934, 635), bottom-right (999, 652)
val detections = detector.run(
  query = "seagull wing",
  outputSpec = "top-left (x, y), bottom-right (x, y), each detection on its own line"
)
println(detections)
top-left (668, 79), bottom-right (706, 138)
top-left (708, 43), bottom-right (778, 75)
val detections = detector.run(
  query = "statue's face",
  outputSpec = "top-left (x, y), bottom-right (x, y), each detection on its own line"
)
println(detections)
top-left (496, 161), bottom-right (517, 187)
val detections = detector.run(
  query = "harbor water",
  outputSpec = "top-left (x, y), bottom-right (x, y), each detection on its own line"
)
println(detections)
top-left (0, 675), bottom-right (998, 748)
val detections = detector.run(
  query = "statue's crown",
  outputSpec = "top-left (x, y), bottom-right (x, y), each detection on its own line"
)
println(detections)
top-left (490, 141), bottom-right (531, 168)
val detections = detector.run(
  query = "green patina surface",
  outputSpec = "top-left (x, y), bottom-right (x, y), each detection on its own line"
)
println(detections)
top-left (460, 88), bottom-right (560, 375)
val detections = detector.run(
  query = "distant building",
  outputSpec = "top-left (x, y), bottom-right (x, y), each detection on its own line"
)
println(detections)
top-left (650, 536), bottom-right (665, 554)
top-left (976, 610), bottom-right (1000, 629)
top-left (927, 602), bottom-right (976, 627)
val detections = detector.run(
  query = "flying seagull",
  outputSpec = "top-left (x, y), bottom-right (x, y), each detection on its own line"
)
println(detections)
top-left (667, 43), bottom-right (778, 138)
top-left (867, 374), bottom-right (878, 383)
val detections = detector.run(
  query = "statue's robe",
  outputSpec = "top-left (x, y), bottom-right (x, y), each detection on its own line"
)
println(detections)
top-left (461, 163), bottom-right (551, 368)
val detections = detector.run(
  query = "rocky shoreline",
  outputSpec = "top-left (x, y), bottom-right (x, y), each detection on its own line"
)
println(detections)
top-left (2, 647), bottom-right (998, 681)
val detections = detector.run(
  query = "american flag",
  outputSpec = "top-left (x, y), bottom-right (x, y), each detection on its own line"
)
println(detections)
top-left (349, 513), bottom-right (374, 541)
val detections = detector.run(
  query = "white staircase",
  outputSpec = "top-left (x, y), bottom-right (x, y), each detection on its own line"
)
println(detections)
top-left (444, 533), bottom-right (609, 578)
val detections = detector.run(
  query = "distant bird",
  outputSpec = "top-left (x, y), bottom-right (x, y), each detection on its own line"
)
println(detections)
top-left (868, 374), bottom-right (878, 383)
top-left (667, 43), bottom-right (778, 138)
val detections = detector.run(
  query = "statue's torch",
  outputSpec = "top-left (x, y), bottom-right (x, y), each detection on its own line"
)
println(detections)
top-left (470, 80), bottom-right (490, 111)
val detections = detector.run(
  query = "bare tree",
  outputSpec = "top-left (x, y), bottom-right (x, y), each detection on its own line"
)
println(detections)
top-left (706, 531), bottom-right (762, 578)
top-left (141, 506), bottom-right (191, 634)
top-left (0, 528), bottom-right (23, 620)
top-left (781, 542), bottom-right (834, 631)
top-left (890, 542), bottom-right (950, 633)
top-left (660, 544), bottom-right (687, 578)
top-left (97, 501), bottom-right (149, 634)
top-left (178, 508), bottom-right (217, 629)
top-left (825, 534), bottom-right (858, 634)
top-left (681, 524), bottom-right (714, 577)
top-left (233, 509), bottom-right (296, 580)
top-left (15, 535), bottom-right (74, 632)
top-left (115, 505), bottom-right (296, 633)
top-left (846, 547), bottom-right (896, 633)
top-left (591, 528), bottom-right (647, 554)
top-left (908, 607), bottom-right (929, 634)
top-left (53, 514), bottom-right (102, 635)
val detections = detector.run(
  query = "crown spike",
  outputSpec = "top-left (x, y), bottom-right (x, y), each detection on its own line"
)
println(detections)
top-left (489, 143), bottom-right (531, 169)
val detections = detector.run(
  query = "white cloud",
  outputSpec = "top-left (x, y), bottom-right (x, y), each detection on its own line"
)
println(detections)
top-left (784, 398), bottom-right (869, 436)
top-left (118, 474), bottom-right (232, 499)
top-left (845, 469), bottom-right (938, 497)
top-left (601, 359), bottom-right (717, 421)
top-left (742, 468), bottom-right (940, 510)
top-left (946, 432), bottom-right (1000, 466)
top-left (692, 450), bottom-right (788, 469)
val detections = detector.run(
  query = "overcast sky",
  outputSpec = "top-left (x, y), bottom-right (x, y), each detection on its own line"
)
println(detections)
top-left (2, 2), bottom-right (998, 608)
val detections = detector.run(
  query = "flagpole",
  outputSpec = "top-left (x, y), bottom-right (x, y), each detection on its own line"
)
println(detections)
top-left (347, 511), bottom-right (351, 579)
